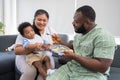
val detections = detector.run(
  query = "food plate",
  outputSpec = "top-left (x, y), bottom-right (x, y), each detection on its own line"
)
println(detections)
top-left (50, 44), bottom-right (70, 57)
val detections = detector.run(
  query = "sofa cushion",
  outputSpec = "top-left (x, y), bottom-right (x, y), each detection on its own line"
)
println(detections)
top-left (0, 52), bottom-right (15, 74)
top-left (58, 34), bottom-right (69, 43)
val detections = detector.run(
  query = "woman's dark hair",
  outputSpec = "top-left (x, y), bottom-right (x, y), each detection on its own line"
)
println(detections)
top-left (76, 5), bottom-right (96, 22)
top-left (32, 9), bottom-right (49, 35)
top-left (18, 22), bottom-right (32, 35)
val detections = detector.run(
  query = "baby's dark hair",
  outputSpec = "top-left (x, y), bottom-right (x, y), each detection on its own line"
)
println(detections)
top-left (18, 22), bottom-right (32, 35)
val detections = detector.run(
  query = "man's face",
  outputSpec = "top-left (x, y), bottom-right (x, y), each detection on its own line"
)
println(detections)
top-left (72, 12), bottom-right (87, 34)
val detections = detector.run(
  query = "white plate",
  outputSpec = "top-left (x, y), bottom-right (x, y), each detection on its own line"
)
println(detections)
top-left (50, 44), bottom-right (70, 56)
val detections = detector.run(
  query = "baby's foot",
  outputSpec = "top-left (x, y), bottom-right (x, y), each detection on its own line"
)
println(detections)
top-left (47, 69), bottom-right (55, 76)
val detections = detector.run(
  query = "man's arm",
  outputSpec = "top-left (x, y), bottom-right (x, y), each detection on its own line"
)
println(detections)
top-left (73, 55), bottom-right (112, 73)
top-left (63, 50), bottom-right (112, 73)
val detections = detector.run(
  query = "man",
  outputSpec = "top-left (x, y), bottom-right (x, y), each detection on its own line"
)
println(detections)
top-left (46, 5), bottom-right (116, 80)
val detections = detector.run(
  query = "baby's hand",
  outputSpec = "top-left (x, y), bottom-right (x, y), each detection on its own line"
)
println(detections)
top-left (35, 43), bottom-right (43, 50)
top-left (42, 43), bottom-right (51, 50)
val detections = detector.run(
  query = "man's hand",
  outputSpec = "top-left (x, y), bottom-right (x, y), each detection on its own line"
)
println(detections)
top-left (62, 50), bottom-right (74, 60)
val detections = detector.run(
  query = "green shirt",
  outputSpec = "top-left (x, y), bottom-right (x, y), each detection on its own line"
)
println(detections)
top-left (64, 26), bottom-right (116, 80)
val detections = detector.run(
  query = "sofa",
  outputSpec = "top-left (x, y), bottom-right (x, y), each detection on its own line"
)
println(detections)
top-left (0, 34), bottom-right (120, 80)
top-left (0, 35), bottom-right (16, 80)
top-left (0, 34), bottom-right (69, 80)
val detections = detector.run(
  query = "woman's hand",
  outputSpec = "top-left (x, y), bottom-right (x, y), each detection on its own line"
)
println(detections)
top-left (52, 34), bottom-right (62, 44)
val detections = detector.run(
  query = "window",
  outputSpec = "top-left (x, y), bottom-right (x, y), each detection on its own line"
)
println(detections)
top-left (0, 0), bottom-right (3, 22)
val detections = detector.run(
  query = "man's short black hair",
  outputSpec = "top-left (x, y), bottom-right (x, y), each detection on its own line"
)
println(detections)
top-left (76, 5), bottom-right (96, 22)
top-left (18, 22), bottom-right (32, 35)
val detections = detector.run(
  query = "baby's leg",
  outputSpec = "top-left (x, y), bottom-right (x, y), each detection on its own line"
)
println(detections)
top-left (44, 56), bottom-right (51, 70)
top-left (45, 51), bottom-right (55, 68)
top-left (32, 61), bottom-right (47, 79)
top-left (44, 56), bottom-right (55, 75)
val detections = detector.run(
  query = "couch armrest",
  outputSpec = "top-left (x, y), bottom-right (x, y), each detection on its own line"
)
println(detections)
top-left (0, 52), bottom-right (15, 74)
top-left (111, 45), bottom-right (120, 68)
top-left (108, 45), bottom-right (120, 80)
top-left (108, 67), bottom-right (120, 80)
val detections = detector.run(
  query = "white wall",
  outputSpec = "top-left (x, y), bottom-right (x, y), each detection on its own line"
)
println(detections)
top-left (1, 0), bottom-right (120, 36)
top-left (76, 0), bottom-right (120, 36)
top-left (17, 0), bottom-right (75, 34)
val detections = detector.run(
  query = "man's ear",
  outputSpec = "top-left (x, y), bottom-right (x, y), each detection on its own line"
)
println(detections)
top-left (85, 18), bottom-right (91, 24)
top-left (84, 18), bottom-right (91, 26)
top-left (83, 19), bottom-right (90, 29)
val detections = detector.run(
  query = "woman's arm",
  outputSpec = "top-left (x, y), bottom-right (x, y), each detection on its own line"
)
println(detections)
top-left (14, 34), bottom-right (33, 55)
top-left (14, 44), bottom-right (33, 55)
top-left (14, 42), bottom-right (43, 55)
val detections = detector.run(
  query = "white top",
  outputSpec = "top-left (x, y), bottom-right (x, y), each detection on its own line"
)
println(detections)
top-left (15, 26), bottom-right (56, 45)
top-left (40, 26), bottom-right (56, 44)
top-left (22, 34), bottom-right (43, 48)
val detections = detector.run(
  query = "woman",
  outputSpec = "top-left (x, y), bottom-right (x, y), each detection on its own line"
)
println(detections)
top-left (14, 9), bottom-right (56, 80)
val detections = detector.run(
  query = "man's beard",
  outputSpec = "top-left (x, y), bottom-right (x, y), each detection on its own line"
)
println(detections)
top-left (75, 24), bottom-right (87, 34)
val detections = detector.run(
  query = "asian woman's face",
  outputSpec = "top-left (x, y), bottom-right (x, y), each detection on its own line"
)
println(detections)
top-left (34, 14), bottom-right (48, 31)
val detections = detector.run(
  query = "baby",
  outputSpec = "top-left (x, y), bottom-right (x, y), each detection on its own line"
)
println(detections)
top-left (17, 22), bottom-right (55, 79)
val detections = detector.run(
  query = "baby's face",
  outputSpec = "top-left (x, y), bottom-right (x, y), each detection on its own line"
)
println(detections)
top-left (23, 26), bottom-right (35, 39)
